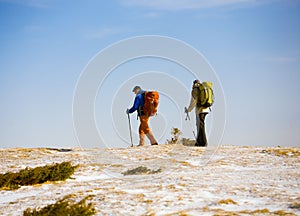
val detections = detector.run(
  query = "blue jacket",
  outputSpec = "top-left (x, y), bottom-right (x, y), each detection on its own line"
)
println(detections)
top-left (128, 90), bottom-right (145, 114)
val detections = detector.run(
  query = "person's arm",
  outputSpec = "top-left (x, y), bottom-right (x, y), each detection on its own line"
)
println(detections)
top-left (128, 95), bottom-right (141, 113)
top-left (187, 96), bottom-right (197, 112)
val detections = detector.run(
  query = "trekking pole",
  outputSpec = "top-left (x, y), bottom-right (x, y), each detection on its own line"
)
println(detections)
top-left (185, 111), bottom-right (190, 121)
top-left (185, 107), bottom-right (190, 120)
top-left (185, 107), bottom-right (196, 139)
top-left (127, 112), bottom-right (134, 147)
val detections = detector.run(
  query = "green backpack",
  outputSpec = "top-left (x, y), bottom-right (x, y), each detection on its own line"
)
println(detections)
top-left (196, 81), bottom-right (214, 108)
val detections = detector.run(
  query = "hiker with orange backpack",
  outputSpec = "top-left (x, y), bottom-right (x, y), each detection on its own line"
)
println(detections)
top-left (185, 80), bottom-right (214, 147)
top-left (126, 86), bottom-right (159, 146)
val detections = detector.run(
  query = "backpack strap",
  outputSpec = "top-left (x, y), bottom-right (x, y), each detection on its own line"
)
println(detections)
top-left (137, 92), bottom-right (146, 118)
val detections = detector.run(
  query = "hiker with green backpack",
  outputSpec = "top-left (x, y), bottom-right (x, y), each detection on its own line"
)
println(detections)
top-left (185, 80), bottom-right (214, 147)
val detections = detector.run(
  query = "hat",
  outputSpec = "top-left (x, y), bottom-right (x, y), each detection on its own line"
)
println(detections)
top-left (193, 80), bottom-right (201, 88)
top-left (193, 79), bottom-right (200, 84)
top-left (132, 86), bottom-right (141, 92)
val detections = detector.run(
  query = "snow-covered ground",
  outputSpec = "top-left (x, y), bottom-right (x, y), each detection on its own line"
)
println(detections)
top-left (0, 144), bottom-right (299, 215)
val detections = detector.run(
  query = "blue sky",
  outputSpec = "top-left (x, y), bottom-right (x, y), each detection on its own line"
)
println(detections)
top-left (0, 0), bottom-right (299, 148)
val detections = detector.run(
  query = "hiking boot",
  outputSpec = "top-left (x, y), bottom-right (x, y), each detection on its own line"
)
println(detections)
top-left (195, 143), bottom-right (206, 147)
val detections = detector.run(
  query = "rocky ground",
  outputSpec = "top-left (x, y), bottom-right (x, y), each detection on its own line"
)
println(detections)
top-left (0, 144), bottom-right (299, 215)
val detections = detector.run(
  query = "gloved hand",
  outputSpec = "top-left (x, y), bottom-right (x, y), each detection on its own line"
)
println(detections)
top-left (126, 108), bottom-right (130, 115)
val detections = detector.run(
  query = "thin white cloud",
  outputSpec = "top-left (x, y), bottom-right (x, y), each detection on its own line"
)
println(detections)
top-left (144, 12), bottom-right (161, 18)
top-left (0, 0), bottom-right (50, 8)
top-left (120, 0), bottom-right (260, 10)
top-left (268, 57), bottom-right (300, 63)
top-left (84, 27), bottom-right (128, 40)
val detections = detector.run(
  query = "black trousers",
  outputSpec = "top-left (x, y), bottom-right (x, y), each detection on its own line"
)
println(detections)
top-left (196, 113), bottom-right (208, 147)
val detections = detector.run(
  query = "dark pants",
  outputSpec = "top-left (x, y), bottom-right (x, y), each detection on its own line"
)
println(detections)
top-left (196, 113), bottom-right (208, 147)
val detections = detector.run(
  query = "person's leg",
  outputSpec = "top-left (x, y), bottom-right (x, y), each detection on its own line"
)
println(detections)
top-left (138, 117), bottom-right (147, 146)
top-left (196, 113), bottom-right (208, 147)
top-left (140, 116), bottom-right (158, 145)
top-left (195, 109), bottom-right (200, 134)
top-left (146, 132), bottom-right (158, 145)
top-left (139, 134), bottom-right (145, 146)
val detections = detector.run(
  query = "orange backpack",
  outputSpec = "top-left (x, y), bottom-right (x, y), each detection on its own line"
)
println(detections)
top-left (143, 91), bottom-right (159, 117)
